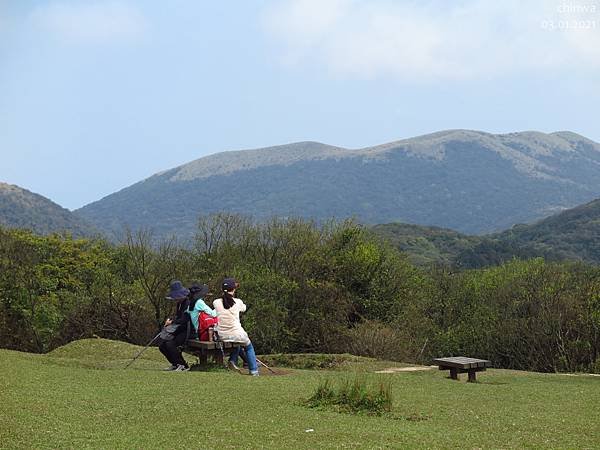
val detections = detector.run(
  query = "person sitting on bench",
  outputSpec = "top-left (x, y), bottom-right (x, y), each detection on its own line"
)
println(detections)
top-left (213, 278), bottom-right (259, 376)
top-left (187, 282), bottom-right (218, 340)
top-left (159, 280), bottom-right (191, 372)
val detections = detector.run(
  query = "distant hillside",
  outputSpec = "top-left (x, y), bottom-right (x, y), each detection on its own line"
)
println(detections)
top-left (76, 130), bottom-right (600, 241)
top-left (370, 223), bottom-right (482, 267)
top-left (0, 182), bottom-right (97, 237)
top-left (494, 198), bottom-right (600, 263)
top-left (372, 198), bottom-right (600, 268)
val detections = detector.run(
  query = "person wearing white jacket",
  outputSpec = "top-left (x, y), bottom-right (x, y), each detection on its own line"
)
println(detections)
top-left (213, 278), bottom-right (259, 376)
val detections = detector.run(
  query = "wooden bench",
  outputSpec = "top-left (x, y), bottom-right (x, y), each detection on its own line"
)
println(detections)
top-left (432, 356), bottom-right (492, 382)
top-left (184, 339), bottom-right (245, 366)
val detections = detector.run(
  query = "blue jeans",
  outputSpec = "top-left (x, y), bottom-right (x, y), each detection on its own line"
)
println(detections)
top-left (230, 342), bottom-right (258, 374)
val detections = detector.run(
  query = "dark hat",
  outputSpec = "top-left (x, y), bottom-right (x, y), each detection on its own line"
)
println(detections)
top-left (189, 282), bottom-right (209, 299)
top-left (166, 280), bottom-right (189, 301)
top-left (222, 278), bottom-right (238, 291)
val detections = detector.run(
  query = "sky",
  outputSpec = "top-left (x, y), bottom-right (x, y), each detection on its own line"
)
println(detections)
top-left (1, 0), bottom-right (599, 210)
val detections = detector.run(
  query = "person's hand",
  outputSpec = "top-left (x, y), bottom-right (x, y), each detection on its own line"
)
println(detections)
top-left (164, 318), bottom-right (172, 326)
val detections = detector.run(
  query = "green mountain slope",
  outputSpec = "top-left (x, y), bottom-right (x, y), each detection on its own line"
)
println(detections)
top-left (370, 223), bottom-right (482, 266)
top-left (372, 197), bottom-right (600, 267)
top-left (0, 182), bottom-right (97, 237)
top-left (495, 198), bottom-right (600, 263)
top-left (75, 130), bottom-right (600, 241)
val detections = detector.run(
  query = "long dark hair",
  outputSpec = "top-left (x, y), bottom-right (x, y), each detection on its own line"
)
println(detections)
top-left (222, 290), bottom-right (235, 309)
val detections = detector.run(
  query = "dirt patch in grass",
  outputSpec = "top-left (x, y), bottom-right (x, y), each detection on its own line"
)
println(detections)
top-left (189, 360), bottom-right (291, 376)
top-left (562, 373), bottom-right (600, 377)
top-left (375, 366), bottom-right (436, 373)
top-left (256, 367), bottom-right (291, 376)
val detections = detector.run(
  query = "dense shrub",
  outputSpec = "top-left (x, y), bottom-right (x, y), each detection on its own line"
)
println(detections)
top-left (1, 217), bottom-right (600, 373)
top-left (340, 321), bottom-right (408, 362)
top-left (0, 228), bottom-right (142, 352)
top-left (427, 259), bottom-right (600, 372)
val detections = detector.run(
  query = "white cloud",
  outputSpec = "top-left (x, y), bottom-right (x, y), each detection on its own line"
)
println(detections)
top-left (30, 1), bottom-right (148, 44)
top-left (262, 0), bottom-right (600, 80)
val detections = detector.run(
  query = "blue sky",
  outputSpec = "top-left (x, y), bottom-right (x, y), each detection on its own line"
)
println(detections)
top-left (1, 0), bottom-right (599, 210)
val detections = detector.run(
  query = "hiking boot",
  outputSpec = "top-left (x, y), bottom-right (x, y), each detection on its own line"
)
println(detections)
top-left (174, 364), bottom-right (190, 372)
top-left (163, 364), bottom-right (178, 371)
top-left (228, 360), bottom-right (242, 373)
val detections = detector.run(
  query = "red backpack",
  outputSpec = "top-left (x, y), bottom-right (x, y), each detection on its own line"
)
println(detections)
top-left (198, 312), bottom-right (219, 341)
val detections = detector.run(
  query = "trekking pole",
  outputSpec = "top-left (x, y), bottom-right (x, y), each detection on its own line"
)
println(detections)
top-left (239, 345), bottom-right (275, 374)
top-left (255, 356), bottom-right (276, 374)
top-left (124, 332), bottom-right (161, 369)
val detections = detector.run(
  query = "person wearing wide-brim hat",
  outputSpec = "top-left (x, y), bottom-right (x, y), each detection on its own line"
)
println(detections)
top-left (159, 280), bottom-right (191, 371)
top-left (213, 277), bottom-right (259, 376)
top-left (188, 282), bottom-right (218, 340)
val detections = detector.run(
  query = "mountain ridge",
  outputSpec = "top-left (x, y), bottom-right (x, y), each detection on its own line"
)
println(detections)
top-left (143, 129), bottom-right (599, 184)
top-left (5, 168), bottom-right (600, 269)
top-left (0, 182), bottom-right (98, 237)
top-left (73, 129), bottom-right (600, 240)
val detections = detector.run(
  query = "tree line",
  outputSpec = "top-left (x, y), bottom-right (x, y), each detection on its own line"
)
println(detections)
top-left (1, 215), bottom-right (599, 373)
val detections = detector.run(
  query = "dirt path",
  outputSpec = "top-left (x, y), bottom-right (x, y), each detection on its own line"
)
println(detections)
top-left (375, 365), bottom-right (436, 373)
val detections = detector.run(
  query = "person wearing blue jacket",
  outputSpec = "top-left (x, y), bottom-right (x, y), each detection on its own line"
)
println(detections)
top-left (188, 282), bottom-right (217, 336)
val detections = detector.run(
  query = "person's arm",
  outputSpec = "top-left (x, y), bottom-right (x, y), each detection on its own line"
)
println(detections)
top-left (172, 300), bottom-right (191, 325)
top-left (213, 298), bottom-right (222, 316)
top-left (237, 299), bottom-right (247, 313)
top-left (172, 316), bottom-right (188, 326)
top-left (195, 299), bottom-right (217, 317)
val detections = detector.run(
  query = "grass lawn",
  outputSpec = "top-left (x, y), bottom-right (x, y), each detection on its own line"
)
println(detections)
top-left (1, 339), bottom-right (599, 449)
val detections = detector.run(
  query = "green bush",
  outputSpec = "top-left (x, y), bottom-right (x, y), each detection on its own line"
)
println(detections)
top-left (2, 216), bottom-right (600, 374)
top-left (340, 320), bottom-right (408, 361)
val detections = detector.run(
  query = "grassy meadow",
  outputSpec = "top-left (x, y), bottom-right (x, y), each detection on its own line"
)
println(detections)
top-left (1, 339), bottom-right (599, 449)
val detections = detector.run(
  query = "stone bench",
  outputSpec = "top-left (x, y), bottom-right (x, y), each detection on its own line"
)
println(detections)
top-left (432, 356), bottom-right (492, 382)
